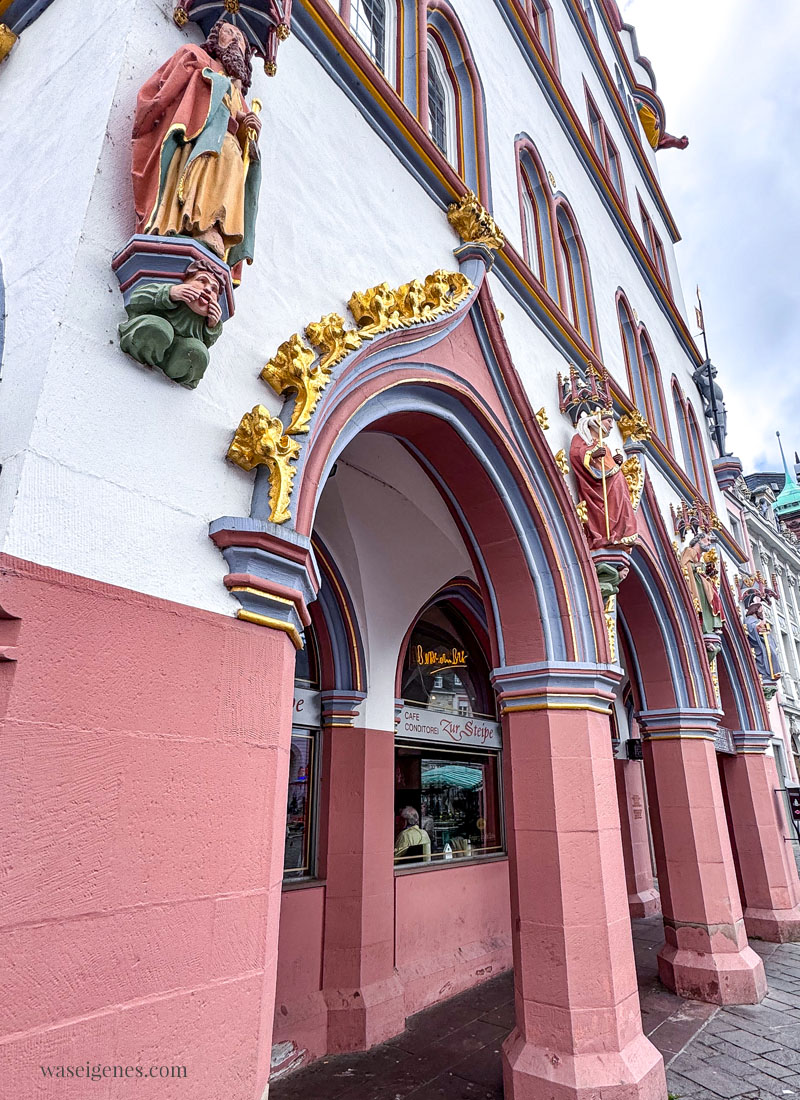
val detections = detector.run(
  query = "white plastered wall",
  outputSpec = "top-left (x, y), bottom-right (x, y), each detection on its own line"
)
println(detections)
top-left (314, 434), bottom-right (475, 731)
top-left (0, 0), bottom-right (725, 617)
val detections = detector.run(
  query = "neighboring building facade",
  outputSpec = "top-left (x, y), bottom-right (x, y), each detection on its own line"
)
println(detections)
top-left (1, 2), bottom-right (799, 1100)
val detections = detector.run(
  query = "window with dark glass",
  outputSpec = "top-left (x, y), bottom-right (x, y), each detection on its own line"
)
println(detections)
top-left (395, 602), bottom-right (504, 867)
top-left (284, 629), bottom-right (321, 881)
top-left (349, 0), bottom-right (387, 73)
top-left (427, 48), bottom-right (449, 158)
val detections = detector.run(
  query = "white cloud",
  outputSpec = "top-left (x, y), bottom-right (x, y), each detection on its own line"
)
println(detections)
top-left (620, 0), bottom-right (800, 471)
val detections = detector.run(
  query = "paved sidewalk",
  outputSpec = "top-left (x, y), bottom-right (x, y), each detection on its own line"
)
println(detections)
top-left (270, 917), bottom-right (727, 1100)
top-left (667, 938), bottom-right (800, 1100)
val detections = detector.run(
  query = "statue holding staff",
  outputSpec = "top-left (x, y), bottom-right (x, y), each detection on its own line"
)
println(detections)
top-left (569, 406), bottom-right (638, 550)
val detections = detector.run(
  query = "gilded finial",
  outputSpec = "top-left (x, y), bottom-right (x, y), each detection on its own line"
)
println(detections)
top-left (447, 191), bottom-right (505, 250)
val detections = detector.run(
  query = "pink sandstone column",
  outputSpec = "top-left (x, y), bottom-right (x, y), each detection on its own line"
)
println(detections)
top-left (719, 731), bottom-right (800, 942)
top-left (639, 709), bottom-right (766, 1004)
top-left (321, 699), bottom-right (405, 1052)
top-left (493, 665), bottom-right (666, 1100)
top-left (614, 758), bottom-right (661, 918)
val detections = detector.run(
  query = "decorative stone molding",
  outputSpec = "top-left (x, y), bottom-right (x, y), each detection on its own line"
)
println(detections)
top-left (637, 708), bottom-right (721, 742)
top-left (320, 690), bottom-right (366, 728)
top-left (618, 409), bottom-right (652, 444)
top-left (491, 662), bottom-right (621, 716)
top-left (227, 406), bottom-right (300, 524)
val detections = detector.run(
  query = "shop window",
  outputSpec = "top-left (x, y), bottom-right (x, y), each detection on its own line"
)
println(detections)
top-left (284, 628), bottom-right (321, 882)
top-left (395, 600), bottom-right (504, 867)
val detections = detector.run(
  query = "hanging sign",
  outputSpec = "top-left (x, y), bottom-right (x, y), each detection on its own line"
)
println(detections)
top-left (397, 706), bottom-right (501, 750)
top-left (293, 687), bottom-right (320, 728)
top-left (788, 788), bottom-right (800, 823)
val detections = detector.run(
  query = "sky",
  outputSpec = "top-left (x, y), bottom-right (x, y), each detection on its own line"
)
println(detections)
top-left (619, 0), bottom-right (800, 472)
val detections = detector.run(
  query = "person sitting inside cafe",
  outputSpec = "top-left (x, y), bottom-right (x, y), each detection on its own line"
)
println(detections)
top-left (394, 806), bottom-right (431, 863)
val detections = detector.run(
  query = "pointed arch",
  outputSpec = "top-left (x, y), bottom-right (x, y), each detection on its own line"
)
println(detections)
top-left (515, 136), bottom-right (558, 294)
top-left (687, 403), bottom-right (714, 502)
top-left (422, 0), bottom-right (491, 203)
top-left (617, 292), bottom-right (646, 413)
top-left (554, 198), bottom-right (599, 350)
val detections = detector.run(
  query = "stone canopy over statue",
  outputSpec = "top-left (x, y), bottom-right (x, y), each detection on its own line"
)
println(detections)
top-left (673, 501), bottom-right (724, 635)
top-left (112, 1), bottom-right (293, 389)
top-left (736, 572), bottom-right (782, 695)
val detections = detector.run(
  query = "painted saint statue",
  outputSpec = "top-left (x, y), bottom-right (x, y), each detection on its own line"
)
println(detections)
top-left (570, 408), bottom-right (638, 549)
top-left (743, 591), bottom-right (781, 682)
top-left (131, 19), bottom-right (262, 277)
top-left (680, 533), bottom-right (724, 634)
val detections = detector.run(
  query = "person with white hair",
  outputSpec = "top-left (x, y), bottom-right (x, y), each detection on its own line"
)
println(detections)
top-left (394, 806), bottom-right (431, 863)
top-left (569, 406), bottom-right (638, 550)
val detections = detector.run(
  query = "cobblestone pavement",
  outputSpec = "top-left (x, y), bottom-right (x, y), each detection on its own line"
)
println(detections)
top-left (272, 916), bottom-right (776, 1100)
top-left (667, 938), bottom-right (800, 1100)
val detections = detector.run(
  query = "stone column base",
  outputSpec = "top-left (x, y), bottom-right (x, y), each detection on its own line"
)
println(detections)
top-left (657, 943), bottom-right (766, 1004)
top-left (502, 1027), bottom-right (666, 1100)
top-left (323, 974), bottom-right (405, 1054)
top-left (745, 904), bottom-right (800, 943)
top-left (629, 888), bottom-right (661, 919)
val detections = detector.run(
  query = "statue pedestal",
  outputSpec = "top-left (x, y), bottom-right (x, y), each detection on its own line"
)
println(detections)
top-left (112, 234), bottom-right (235, 320)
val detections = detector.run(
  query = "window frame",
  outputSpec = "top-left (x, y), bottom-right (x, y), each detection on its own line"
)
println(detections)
top-left (344, 0), bottom-right (398, 86)
top-left (426, 31), bottom-right (460, 171)
top-left (585, 86), bottom-right (627, 208)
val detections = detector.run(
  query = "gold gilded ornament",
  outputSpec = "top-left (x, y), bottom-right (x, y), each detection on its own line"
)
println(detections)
top-left (227, 406), bottom-right (300, 524)
top-left (555, 449), bottom-right (570, 476)
top-left (264, 60), bottom-right (277, 76)
top-left (224, 0), bottom-right (240, 12)
top-left (621, 454), bottom-right (644, 511)
top-left (618, 409), bottom-right (652, 444)
top-left (0, 23), bottom-right (18, 60)
top-left (604, 607), bottom-right (617, 663)
top-left (172, 6), bottom-right (189, 27)
top-left (277, 22), bottom-right (291, 39)
top-left (447, 190), bottom-right (505, 250)
top-left (260, 334), bottom-right (324, 436)
top-left (576, 500), bottom-right (588, 524)
top-left (305, 313), bottom-right (362, 371)
top-left (535, 407), bottom-right (550, 431)
top-left (348, 282), bottom-right (401, 338)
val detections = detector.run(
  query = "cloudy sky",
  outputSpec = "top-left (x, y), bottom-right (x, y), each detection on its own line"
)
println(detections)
top-left (620, 0), bottom-right (800, 472)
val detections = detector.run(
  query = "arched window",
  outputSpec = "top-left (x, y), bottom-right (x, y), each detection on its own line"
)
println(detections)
top-left (581, 0), bottom-right (598, 36)
top-left (618, 297), bottom-right (646, 412)
top-left (525, 0), bottom-right (556, 65)
top-left (639, 329), bottom-right (670, 445)
top-left (349, 0), bottom-right (396, 83)
top-left (425, 1), bottom-right (491, 199)
top-left (427, 36), bottom-right (456, 162)
top-left (517, 141), bottom-right (557, 293)
top-left (672, 380), bottom-right (692, 472)
top-left (396, 597), bottom-right (504, 867)
top-left (555, 202), bottom-right (596, 347)
top-left (687, 404), bottom-right (714, 501)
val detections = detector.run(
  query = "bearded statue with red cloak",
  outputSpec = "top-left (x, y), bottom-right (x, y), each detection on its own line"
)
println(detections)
top-left (569, 407), bottom-right (638, 550)
top-left (131, 19), bottom-right (263, 277)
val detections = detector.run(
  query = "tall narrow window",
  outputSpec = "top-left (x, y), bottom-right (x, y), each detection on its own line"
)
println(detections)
top-left (349, 0), bottom-right (395, 82)
top-left (618, 298), bottom-right (646, 413)
top-left (518, 144), bottom-right (557, 292)
top-left (285, 628), bottom-right (321, 882)
top-left (688, 404), bottom-right (713, 501)
top-left (672, 381), bottom-right (692, 473)
top-left (427, 36), bottom-right (457, 166)
top-left (639, 199), bottom-right (671, 292)
top-left (581, 0), bottom-right (597, 36)
top-left (585, 88), bottom-right (626, 205)
top-left (639, 330), bottom-right (669, 443)
top-left (527, 0), bottom-right (555, 64)
top-left (555, 204), bottom-right (595, 345)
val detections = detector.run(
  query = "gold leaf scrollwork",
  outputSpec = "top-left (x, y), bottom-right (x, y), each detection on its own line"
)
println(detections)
top-left (227, 406), bottom-right (300, 525)
top-left (618, 409), bottom-right (652, 444)
top-left (260, 334), bottom-right (320, 436)
top-left (447, 190), bottom-right (505, 250)
top-left (348, 270), bottom-right (473, 341)
top-left (535, 407), bottom-right (550, 431)
top-left (348, 282), bottom-right (401, 338)
top-left (555, 449), bottom-right (570, 476)
top-left (305, 313), bottom-right (362, 371)
top-left (576, 500), bottom-right (588, 524)
top-left (621, 454), bottom-right (645, 511)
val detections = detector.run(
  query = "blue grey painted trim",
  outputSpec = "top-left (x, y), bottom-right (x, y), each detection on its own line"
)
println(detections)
top-left (493, 0), bottom-right (675, 241)
top-left (639, 493), bottom-right (711, 704)
top-left (616, 609), bottom-right (645, 709)
top-left (219, 544), bottom-right (319, 609)
top-left (718, 644), bottom-right (750, 731)
top-left (314, 533), bottom-right (368, 693)
top-left (5, 0), bottom-right (56, 33)
top-left (292, 4), bottom-right (466, 214)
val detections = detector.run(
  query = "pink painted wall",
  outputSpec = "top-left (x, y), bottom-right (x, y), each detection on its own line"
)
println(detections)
top-left (272, 886), bottom-right (327, 1064)
top-left (0, 555), bottom-right (296, 1100)
top-left (394, 859), bottom-right (512, 1015)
